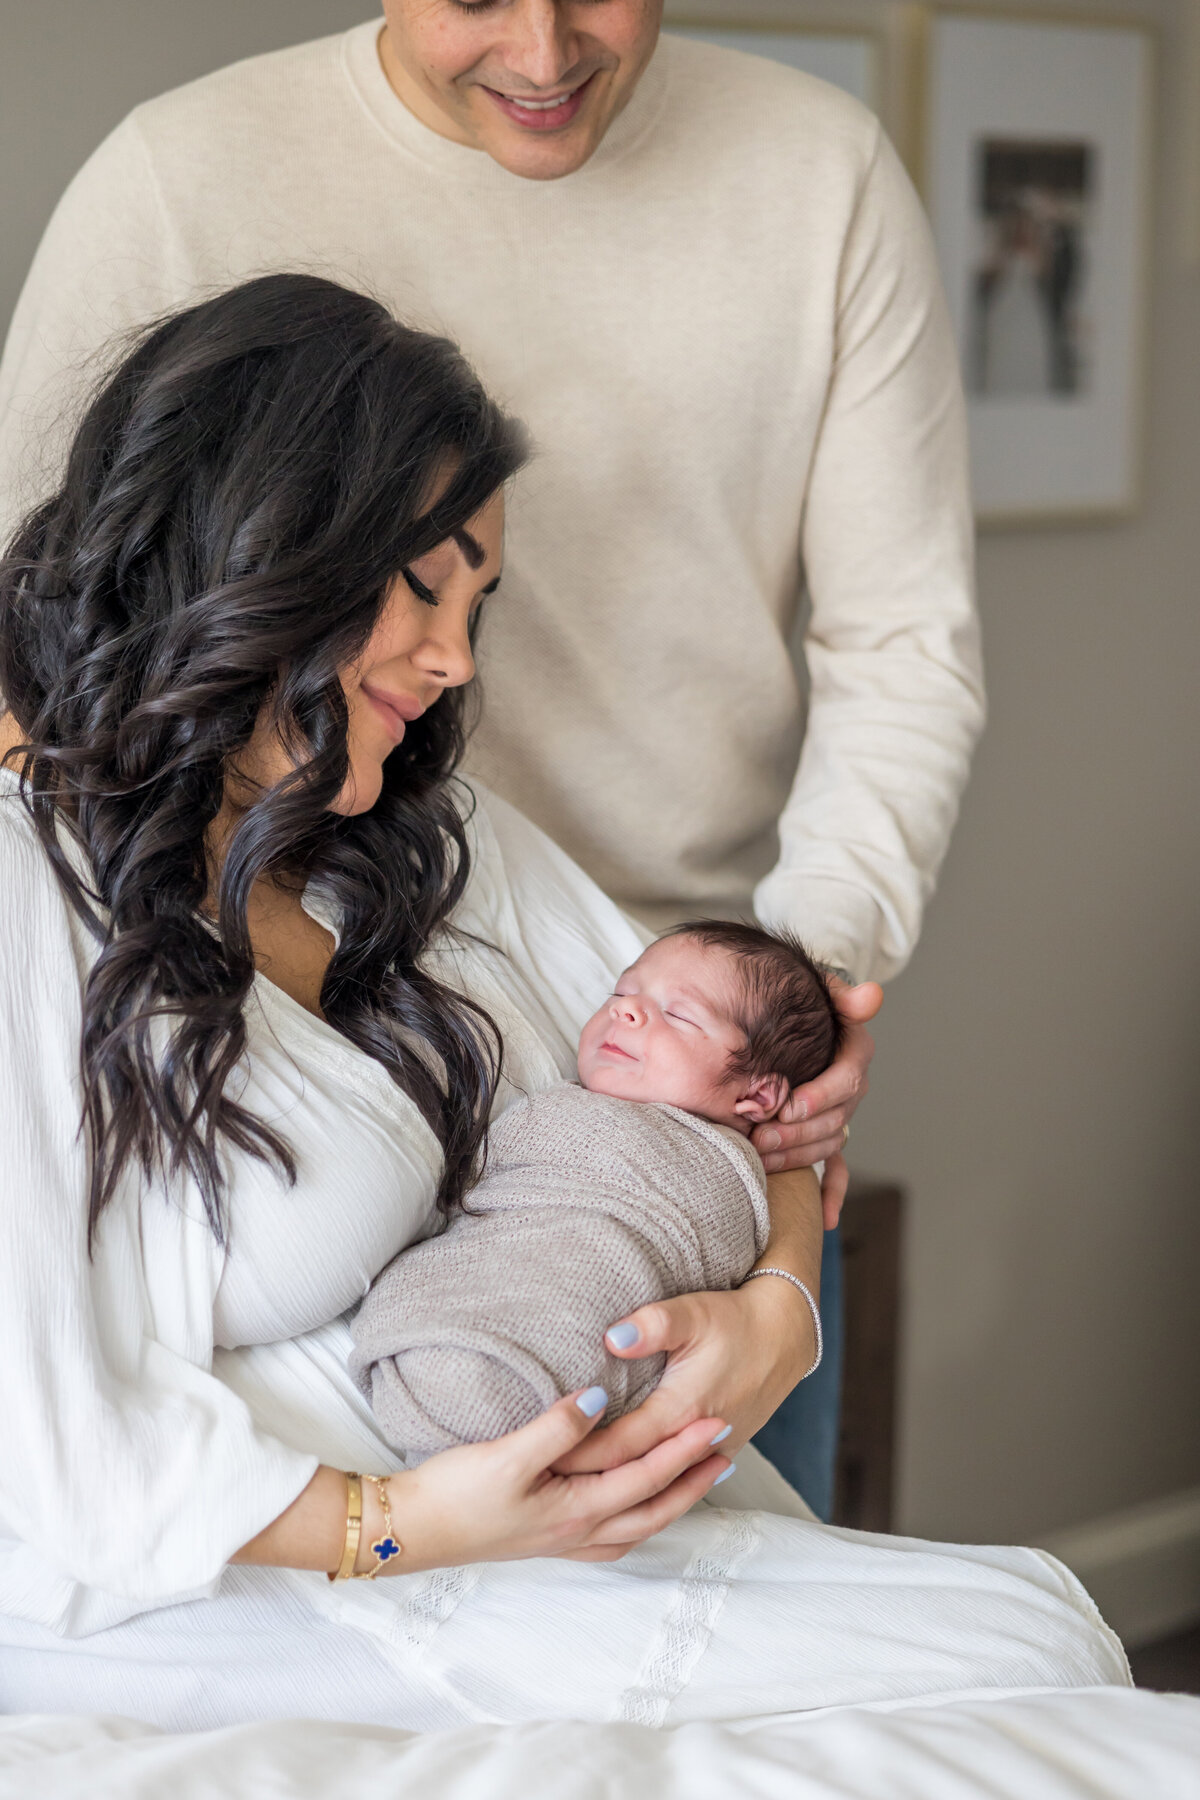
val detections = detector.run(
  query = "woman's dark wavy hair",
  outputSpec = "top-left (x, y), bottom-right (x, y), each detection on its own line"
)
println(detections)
top-left (0, 272), bottom-right (527, 1245)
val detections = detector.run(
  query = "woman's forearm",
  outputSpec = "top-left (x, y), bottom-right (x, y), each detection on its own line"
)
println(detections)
top-left (760, 1166), bottom-right (823, 1285)
top-left (231, 1463), bottom-right (363, 1574)
top-left (750, 1166), bottom-right (825, 1375)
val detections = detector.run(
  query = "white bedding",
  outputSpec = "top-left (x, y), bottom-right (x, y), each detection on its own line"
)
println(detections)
top-left (3, 1689), bottom-right (1197, 1800)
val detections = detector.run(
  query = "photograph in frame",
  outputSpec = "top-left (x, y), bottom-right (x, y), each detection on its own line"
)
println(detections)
top-left (667, 21), bottom-right (881, 109)
top-left (924, 12), bottom-right (1153, 524)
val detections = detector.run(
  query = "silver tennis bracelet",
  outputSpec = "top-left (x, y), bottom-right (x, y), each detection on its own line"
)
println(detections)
top-left (741, 1267), bottom-right (823, 1378)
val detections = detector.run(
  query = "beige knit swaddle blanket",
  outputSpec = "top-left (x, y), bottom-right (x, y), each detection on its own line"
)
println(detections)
top-left (351, 1082), bottom-right (771, 1466)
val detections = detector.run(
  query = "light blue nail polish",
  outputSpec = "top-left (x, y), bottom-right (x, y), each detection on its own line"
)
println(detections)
top-left (712, 1463), bottom-right (737, 1486)
top-left (606, 1321), bottom-right (640, 1350)
top-left (577, 1385), bottom-right (609, 1418)
top-left (710, 1425), bottom-right (732, 1446)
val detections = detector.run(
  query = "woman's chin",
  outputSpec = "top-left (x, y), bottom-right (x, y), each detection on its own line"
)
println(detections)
top-left (330, 764), bottom-right (385, 817)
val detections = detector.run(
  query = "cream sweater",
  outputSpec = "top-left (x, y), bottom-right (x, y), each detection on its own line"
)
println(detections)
top-left (0, 23), bottom-right (983, 980)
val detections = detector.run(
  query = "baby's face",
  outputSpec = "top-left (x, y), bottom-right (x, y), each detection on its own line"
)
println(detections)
top-left (577, 937), bottom-right (750, 1126)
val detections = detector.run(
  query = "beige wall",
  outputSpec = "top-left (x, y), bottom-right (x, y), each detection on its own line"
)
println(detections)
top-left (1, 0), bottom-right (1197, 1551)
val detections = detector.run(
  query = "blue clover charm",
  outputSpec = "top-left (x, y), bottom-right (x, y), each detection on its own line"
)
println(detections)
top-left (372, 1536), bottom-right (401, 1563)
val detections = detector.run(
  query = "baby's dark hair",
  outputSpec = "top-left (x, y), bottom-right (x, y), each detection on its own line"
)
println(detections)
top-left (661, 920), bottom-right (844, 1093)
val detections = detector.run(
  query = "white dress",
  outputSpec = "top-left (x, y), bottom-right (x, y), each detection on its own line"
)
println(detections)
top-left (0, 769), bottom-right (1127, 1730)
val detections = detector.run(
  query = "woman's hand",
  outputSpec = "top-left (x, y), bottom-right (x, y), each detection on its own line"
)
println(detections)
top-left (374, 1390), bottom-right (731, 1570)
top-left (553, 1166), bottom-right (823, 1477)
top-left (237, 1393), bottom-right (731, 1575)
top-left (750, 977), bottom-right (883, 1230)
top-left (551, 1281), bottom-right (814, 1477)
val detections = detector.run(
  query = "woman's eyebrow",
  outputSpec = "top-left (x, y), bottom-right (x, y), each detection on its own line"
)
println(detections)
top-left (452, 527), bottom-right (486, 570)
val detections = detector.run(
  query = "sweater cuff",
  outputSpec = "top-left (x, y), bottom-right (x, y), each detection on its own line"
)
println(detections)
top-left (751, 872), bottom-right (886, 985)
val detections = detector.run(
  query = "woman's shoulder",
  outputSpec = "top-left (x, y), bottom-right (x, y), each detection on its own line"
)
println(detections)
top-left (455, 778), bottom-right (647, 953)
top-left (0, 770), bottom-right (95, 985)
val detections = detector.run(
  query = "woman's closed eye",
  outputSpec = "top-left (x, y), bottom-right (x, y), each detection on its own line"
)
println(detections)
top-left (402, 567), bottom-right (439, 607)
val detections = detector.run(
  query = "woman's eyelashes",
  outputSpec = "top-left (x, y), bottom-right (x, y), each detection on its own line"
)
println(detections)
top-left (402, 567), bottom-right (439, 607)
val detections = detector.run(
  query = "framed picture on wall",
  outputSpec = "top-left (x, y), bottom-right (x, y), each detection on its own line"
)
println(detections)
top-left (924, 12), bottom-right (1154, 525)
top-left (667, 20), bottom-right (882, 111)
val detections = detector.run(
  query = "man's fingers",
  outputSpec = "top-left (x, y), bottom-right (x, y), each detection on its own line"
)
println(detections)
top-left (834, 979), bottom-right (884, 1022)
top-left (820, 1151), bottom-right (850, 1230)
top-left (762, 1108), bottom-right (850, 1151)
top-left (780, 1027), bottom-right (873, 1128)
top-left (763, 1132), bottom-right (845, 1175)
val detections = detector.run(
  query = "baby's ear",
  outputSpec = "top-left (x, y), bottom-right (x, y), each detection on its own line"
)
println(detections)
top-left (732, 1073), bottom-right (790, 1124)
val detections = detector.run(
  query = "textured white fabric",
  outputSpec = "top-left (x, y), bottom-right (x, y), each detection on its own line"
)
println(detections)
top-left (0, 24), bottom-right (984, 980)
top-left (0, 767), bottom-right (637, 1635)
top-left (0, 1507), bottom-right (1130, 1734)
top-left (5, 1689), bottom-right (1194, 1800)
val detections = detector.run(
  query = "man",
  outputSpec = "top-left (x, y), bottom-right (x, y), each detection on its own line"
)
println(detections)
top-left (0, 1), bottom-right (983, 1516)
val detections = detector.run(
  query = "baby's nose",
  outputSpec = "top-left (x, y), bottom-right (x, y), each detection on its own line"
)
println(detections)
top-left (610, 996), bottom-right (645, 1026)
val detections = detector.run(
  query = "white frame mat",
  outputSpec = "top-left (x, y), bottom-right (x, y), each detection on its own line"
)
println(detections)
top-left (924, 11), bottom-right (1154, 525)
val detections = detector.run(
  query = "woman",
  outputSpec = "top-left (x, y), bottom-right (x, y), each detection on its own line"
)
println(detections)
top-left (0, 276), bottom-right (1123, 1729)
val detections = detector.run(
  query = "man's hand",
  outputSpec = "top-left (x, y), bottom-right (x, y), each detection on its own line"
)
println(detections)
top-left (750, 977), bottom-right (883, 1230)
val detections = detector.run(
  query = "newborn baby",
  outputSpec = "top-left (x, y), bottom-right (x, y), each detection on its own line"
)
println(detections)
top-left (351, 921), bottom-right (842, 1466)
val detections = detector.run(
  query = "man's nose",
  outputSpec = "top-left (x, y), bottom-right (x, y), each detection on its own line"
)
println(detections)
top-left (503, 0), bottom-right (579, 89)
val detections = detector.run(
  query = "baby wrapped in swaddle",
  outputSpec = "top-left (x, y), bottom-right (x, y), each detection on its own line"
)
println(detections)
top-left (351, 921), bottom-right (842, 1464)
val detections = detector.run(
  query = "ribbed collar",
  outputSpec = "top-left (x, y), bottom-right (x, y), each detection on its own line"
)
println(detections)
top-left (340, 17), bottom-right (670, 191)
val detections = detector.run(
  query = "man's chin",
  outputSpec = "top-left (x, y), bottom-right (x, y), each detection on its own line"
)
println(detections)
top-left (467, 94), bottom-right (610, 181)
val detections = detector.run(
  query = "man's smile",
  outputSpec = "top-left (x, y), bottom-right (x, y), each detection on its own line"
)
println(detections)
top-left (480, 73), bottom-right (597, 132)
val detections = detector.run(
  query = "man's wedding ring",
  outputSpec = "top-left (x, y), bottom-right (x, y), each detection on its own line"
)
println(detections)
top-left (841, 1124), bottom-right (851, 1149)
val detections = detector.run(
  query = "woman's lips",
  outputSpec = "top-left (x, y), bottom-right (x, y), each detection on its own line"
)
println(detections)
top-left (482, 72), bottom-right (596, 132)
top-left (363, 685), bottom-right (424, 744)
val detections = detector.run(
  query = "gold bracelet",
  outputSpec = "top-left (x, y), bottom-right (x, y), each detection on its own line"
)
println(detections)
top-left (353, 1473), bottom-right (404, 1580)
top-left (328, 1472), bottom-right (363, 1582)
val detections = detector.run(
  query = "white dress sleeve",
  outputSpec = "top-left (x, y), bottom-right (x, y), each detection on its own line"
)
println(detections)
top-left (0, 792), bottom-right (317, 1623)
top-left (754, 128), bottom-right (985, 983)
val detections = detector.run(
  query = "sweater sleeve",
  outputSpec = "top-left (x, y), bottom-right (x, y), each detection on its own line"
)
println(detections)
top-left (0, 111), bottom-right (190, 546)
top-left (0, 799), bottom-right (317, 1609)
top-left (753, 127), bottom-right (985, 984)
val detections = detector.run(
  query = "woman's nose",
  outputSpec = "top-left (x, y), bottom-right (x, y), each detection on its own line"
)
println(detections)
top-left (417, 619), bottom-right (475, 692)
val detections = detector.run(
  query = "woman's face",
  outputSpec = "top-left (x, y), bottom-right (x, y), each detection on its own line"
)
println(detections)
top-left (336, 488), bottom-right (505, 814)
top-left (236, 488), bottom-right (504, 818)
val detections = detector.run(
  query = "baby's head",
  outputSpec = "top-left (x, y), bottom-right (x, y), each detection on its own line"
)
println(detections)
top-left (577, 921), bottom-right (844, 1133)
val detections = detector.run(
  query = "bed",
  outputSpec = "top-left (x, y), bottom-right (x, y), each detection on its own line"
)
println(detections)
top-left (3, 1687), bottom-right (1198, 1799)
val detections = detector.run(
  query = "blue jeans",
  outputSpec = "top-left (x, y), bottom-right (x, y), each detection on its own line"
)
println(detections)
top-left (751, 1224), bottom-right (843, 1521)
